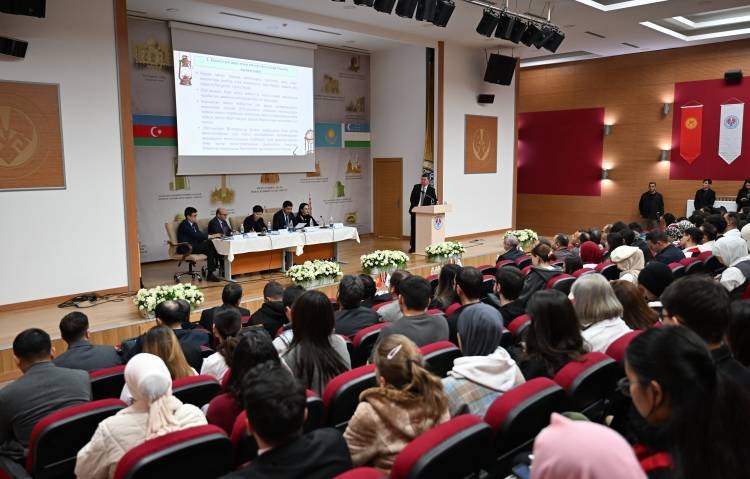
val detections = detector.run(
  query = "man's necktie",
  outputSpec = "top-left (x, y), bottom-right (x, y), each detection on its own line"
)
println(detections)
top-left (419, 188), bottom-right (425, 206)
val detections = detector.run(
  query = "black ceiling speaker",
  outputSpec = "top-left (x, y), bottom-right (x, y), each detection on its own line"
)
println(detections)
top-left (543, 30), bottom-right (565, 52)
top-left (0, 37), bottom-right (28, 58)
top-left (432, 0), bottom-right (455, 27)
top-left (484, 53), bottom-right (518, 86)
top-left (725, 70), bottom-right (743, 85)
top-left (476, 9), bottom-right (501, 37)
top-left (520, 23), bottom-right (543, 47)
top-left (354, 0), bottom-right (375, 5)
top-left (0, 0), bottom-right (45, 17)
top-left (477, 94), bottom-right (495, 104)
top-left (395, 0), bottom-right (419, 18)
top-left (415, 0), bottom-right (437, 21)
top-left (374, 0), bottom-right (397, 13)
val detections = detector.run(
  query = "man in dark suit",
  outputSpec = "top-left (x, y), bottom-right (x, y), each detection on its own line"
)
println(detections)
top-left (638, 181), bottom-right (664, 221)
top-left (0, 329), bottom-right (90, 475)
top-left (53, 312), bottom-right (122, 372)
top-left (220, 362), bottom-right (352, 479)
top-left (208, 207), bottom-right (233, 236)
top-left (199, 283), bottom-right (251, 330)
top-left (177, 206), bottom-right (222, 282)
top-left (334, 275), bottom-right (380, 337)
top-left (694, 178), bottom-right (716, 211)
top-left (646, 230), bottom-right (684, 265)
top-left (271, 201), bottom-right (296, 231)
top-left (409, 173), bottom-right (437, 253)
top-left (243, 205), bottom-right (268, 233)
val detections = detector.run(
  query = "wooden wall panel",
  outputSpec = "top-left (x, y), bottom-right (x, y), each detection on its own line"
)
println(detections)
top-left (518, 39), bottom-right (750, 237)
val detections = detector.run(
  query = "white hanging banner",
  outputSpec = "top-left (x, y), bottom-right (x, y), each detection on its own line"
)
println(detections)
top-left (719, 102), bottom-right (744, 164)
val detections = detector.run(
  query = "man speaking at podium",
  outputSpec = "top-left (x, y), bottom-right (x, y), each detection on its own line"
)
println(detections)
top-left (409, 173), bottom-right (437, 253)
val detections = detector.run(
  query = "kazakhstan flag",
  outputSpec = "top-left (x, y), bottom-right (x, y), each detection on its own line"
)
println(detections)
top-left (315, 123), bottom-right (343, 148)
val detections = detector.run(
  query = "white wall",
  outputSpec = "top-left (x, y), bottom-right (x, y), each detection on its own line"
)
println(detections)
top-left (371, 45), bottom-right (428, 235)
top-left (442, 44), bottom-right (516, 237)
top-left (0, 0), bottom-right (128, 305)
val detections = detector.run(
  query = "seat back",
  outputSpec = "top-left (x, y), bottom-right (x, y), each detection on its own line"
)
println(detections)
top-left (482, 275), bottom-right (496, 299)
top-left (508, 314), bottom-right (531, 339)
top-left (521, 265), bottom-right (532, 275)
top-left (545, 274), bottom-right (574, 295)
top-left (172, 375), bottom-right (221, 407)
top-left (305, 389), bottom-right (324, 432)
top-left (391, 415), bottom-right (491, 479)
top-left (605, 330), bottom-right (643, 363)
top-left (495, 259), bottom-right (517, 270)
top-left (668, 262), bottom-right (685, 279)
top-left (572, 267), bottom-right (595, 278)
top-left (113, 425), bottom-right (232, 479)
top-left (334, 467), bottom-right (386, 479)
top-left (90, 365), bottom-right (126, 400)
top-left (445, 302), bottom-right (462, 316)
top-left (164, 221), bottom-right (181, 257)
top-left (351, 323), bottom-right (387, 367)
top-left (372, 299), bottom-right (393, 312)
top-left (230, 410), bottom-right (258, 467)
top-left (196, 217), bottom-right (210, 233)
top-left (478, 264), bottom-right (497, 277)
top-left (553, 352), bottom-right (622, 421)
top-left (596, 262), bottom-right (620, 281)
top-left (683, 257), bottom-right (706, 275)
top-left (322, 365), bottom-right (377, 430)
top-left (484, 378), bottom-right (565, 476)
top-left (703, 255), bottom-right (723, 274)
top-left (514, 255), bottom-right (532, 269)
top-left (420, 341), bottom-right (462, 378)
top-left (27, 399), bottom-right (127, 479)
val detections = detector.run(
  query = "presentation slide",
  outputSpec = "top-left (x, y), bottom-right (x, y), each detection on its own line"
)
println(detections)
top-left (173, 50), bottom-right (314, 159)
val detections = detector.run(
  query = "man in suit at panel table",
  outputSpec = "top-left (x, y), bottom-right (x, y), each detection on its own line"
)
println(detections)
top-left (208, 207), bottom-right (233, 236)
top-left (53, 312), bottom-right (122, 372)
top-left (272, 200), bottom-right (296, 231)
top-left (409, 173), bottom-right (437, 253)
top-left (178, 206), bottom-right (223, 282)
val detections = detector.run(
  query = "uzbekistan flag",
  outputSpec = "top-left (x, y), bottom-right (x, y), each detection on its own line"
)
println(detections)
top-left (133, 115), bottom-right (177, 146)
top-left (343, 123), bottom-right (371, 148)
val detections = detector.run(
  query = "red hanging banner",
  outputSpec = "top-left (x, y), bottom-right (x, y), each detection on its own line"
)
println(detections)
top-left (680, 104), bottom-right (703, 164)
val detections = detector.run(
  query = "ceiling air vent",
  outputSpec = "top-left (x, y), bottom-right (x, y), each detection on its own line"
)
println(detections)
top-left (584, 31), bottom-right (606, 38)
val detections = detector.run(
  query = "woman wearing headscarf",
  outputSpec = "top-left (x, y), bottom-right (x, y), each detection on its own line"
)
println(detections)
top-left (75, 354), bottom-right (207, 479)
top-left (610, 245), bottom-right (645, 284)
top-left (579, 241), bottom-right (603, 268)
top-left (531, 413), bottom-right (646, 479)
top-left (714, 235), bottom-right (750, 295)
top-left (442, 304), bottom-right (524, 417)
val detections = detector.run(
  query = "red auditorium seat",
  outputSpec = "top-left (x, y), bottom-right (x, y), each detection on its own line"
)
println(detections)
top-left (553, 352), bottom-right (622, 421)
top-left (508, 314), bottom-right (531, 339)
top-left (482, 275), bottom-right (496, 298)
top-left (605, 330), bottom-right (643, 363)
top-left (172, 374), bottom-right (221, 408)
top-left (351, 323), bottom-right (387, 367)
top-left (27, 398), bottom-right (127, 479)
top-left (702, 254), bottom-right (723, 274)
top-left (680, 256), bottom-right (706, 275)
top-left (445, 302), bottom-right (462, 316)
top-left (334, 467), bottom-right (386, 478)
top-left (322, 364), bottom-right (377, 430)
top-left (484, 378), bottom-right (565, 476)
top-left (495, 259), bottom-right (517, 270)
top-left (420, 341), bottom-right (462, 378)
top-left (390, 415), bottom-right (491, 479)
top-left (372, 300), bottom-right (393, 312)
top-left (668, 262), bottom-right (685, 279)
top-left (521, 265), bottom-right (532, 275)
top-left (571, 267), bottom-right (595, 278)
top-left (545, 274), bottom-right (574, 295)
top-left (514, 255), bottom-right (532, 270)
top-left (206, 392), bottom-right (241, 435)
top-left (595, 261), bottom-right (619, 281)
top-left (113, 425), bottom-right (232, 479)
top-left (478, 264), bottom-right (497, 277)
top-left (89, 364), bottom-right (126, 400)
top-left (425, 308), bottom-right (444, 316)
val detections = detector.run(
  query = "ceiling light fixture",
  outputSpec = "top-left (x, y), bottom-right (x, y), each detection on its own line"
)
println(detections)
top-left (640, 21), bottom-right (750, 41)
top-left (574, 0), bottom-right (667, 12)
top-left (476, 9), bottom-right (501, 37)
top-left (672, 14), bottom-right (750, 29)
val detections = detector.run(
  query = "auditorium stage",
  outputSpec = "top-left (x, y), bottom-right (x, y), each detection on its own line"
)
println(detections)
top-left (0, 233), bottom-right (504, 382)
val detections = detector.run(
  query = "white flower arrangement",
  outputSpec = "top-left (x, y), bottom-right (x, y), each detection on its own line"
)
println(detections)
top-left (360, 250), bottom-right (409, 273)
top-left (425, 241), bottom-right (465, 258)
top-left (287, 260), bottom-right (343, 284)
top-left (133, 283), bottom-right (204, 313)
top-left (504, 229), bottom-right (539, 245)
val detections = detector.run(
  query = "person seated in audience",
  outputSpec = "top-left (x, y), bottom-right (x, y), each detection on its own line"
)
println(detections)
top-left (221, 361), bottom-right (352, 479)
top-left (622, 227), bottom-right (654, 263)
top-left (243, 205), bottom-right (267, 233)
top-left (610, 281), bottom-right (658, 330)
top-left (588, 228), bottom-right (603, 248)
top-left (248, 281), bottom-right (287, 338)
top-left (358, 274), bottom-right (380, 308)
top-left (199, 282), bottom-right (251, 330)
top-left (713, 236), bottom-right (750, 295)
top-left (442, 306), bottom-right (523, 417)
top-left (609, 245), bottom-right (644, 284)
top-left (697, 221), bottom-right (718, 252)
top-left (604, 232), bottom-right (625, 261)
top-left (344, 334), bottom-right (449, 474)
top-left (377, 276), bottom-right (449, 347)
top-left (579, 240), bottom-right (603, 269)
top-left (201, 307), bottom-right (242, 381)
top-left (76, 353), bottom-right (206, 479)
top-left (659, 276), bottom-right (750, 390)
top-left (271, 200), bottom-right (295, 231)
top-left (53, 312), bottom-right (122, 372)
top-left (485, 267), bottom-right (525, 326)
top-left (570, 274), bottom-right (631, 353)
top-left (273, 285), bottom-right (306, 355)
top-left (637, 262), bottom-right (673, 312)
top-left (728, 301), bottom-right (750, 367)
top-left (177, 206), bottom-right (222, 282)
top-left (657, 213), bottom-right (676, 231)
top-left (121, 326), bottom-right (197, 404)
top-left (551, 233), bottom-right (575, 261)
top-left (429, 263), bottom-right (461, 311)
top-left (281, 290), bottom-right (350, 396)
top-left (208, 207), bottom-right (233, 236)
top-left (496, 235), bottom-right (524, 263)
top-left (564, 255), bottom-right (583, 275)
top-left (531, 413), bottom-right (647, 479)
top-left (741, 223), bottom-right (750, 252)
top-left (704, 213), bottom-right (727, 238)
top-left (512, 290), bottom-right (587, 379)
top-left (207, 329), bottom-right (280, 435)
top-left (376, 270), bottom-right (411, 323)
top-left (446, 267), bottom-right (487, 344)
top-left (570, 230), bottom-right (590, 256)
top-left (679, 226), bottom-right (703, 257)
top-left (518, 243), bottom-right (563, 305)
top-left (723, 211), bottom-right (741, 237)
top-left (624, 326), bottom-right (750, 479)
top-left (645, 230), bottom-right (683, 265)
top-left (0, 329), bottom-right (90, 475)
top-left (334, 275), bottom-right (380, 337)
top-left (294, 202), bottom-right (319, 227)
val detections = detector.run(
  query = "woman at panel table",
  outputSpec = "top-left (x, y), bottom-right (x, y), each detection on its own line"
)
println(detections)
top-left (295, 202), bottom-right (319, 227)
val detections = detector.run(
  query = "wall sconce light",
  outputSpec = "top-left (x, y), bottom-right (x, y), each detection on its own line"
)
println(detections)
top-left (659, 149), bottom-right (669, 162)
top-left (601, 168), bottom-right (610, 180)
top-left (661, 103), bottom-right (671, 116)
top-left (603, 124), bottom-right (613, 136)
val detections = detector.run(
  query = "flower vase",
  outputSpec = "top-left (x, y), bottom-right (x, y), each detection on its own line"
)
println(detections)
top-left (139, 309), bottom-right (155, 320)
top-left (520, 241), bottom-right (534, 253)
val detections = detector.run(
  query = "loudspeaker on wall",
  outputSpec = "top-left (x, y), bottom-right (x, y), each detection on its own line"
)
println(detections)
top-left (477, 94), bottom-right (495, 104)
top-left (484, 53), bottom-right (518, 86)
top-left (725, 70), bottom-right (743, 85)
top-left (0, 37), bottom-right (28, 58)
top-left (0, 0), bottom-right (46, 17)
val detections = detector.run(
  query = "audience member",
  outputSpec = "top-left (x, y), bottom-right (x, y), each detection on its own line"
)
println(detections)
top-left (53, 312), bottom-right (122, 371)
top-left (531, 413), bottom-right (647, 479)
top-left (429, 263), bottom-right (461, 311)
top-left (486, 267), bottom-right (525, 326)
top-left (704, 213), bottom-right (727, 237)
top-left (658, 213), bottom-right (676, 231)
top-left (442, 306), bottom-right (522, 416)
top-left (604, 232), bottom-right (625, 260)
top-left (588, 229), bottom-right (603, 247)
top-left (623, 227), bottom-right (654, 263)
top-left (199, 282), bottom-right (250, 330)
top-left (519, 243), bottom-right (563, 305)
top-left (645, 230), bottom-right (683, 265)
top-left (713, 236), bottom-right (750, 295)
top-left (637, 262), bottom-right (673, 309)
top-left (571, 274), bottom-right (631, 353)
top-left (513, 290), bottom-right (587, 379)
top-left (281, 291), bottom-right (350, 396)
top-left (248, 281), bottom-right (287, 338)
top-left (610, 280), bottom-right (658, 330)
top-left (624, 326), bottom-right (750, 479)
top-left (741, 223), bottom-right (750, 252)
top-left (177, 206), bottom-right (222, 282)
top-left (0, 329), bottom-right (90, 474)
top-left (358, 274), bottom-right (379, 308)
top-left (446, 267), bottom-right (486, 344)
top-left (551, 233), bottom-right (575, 261)
top-left (273, 285), bottom-right (306, 355)
top-left (201, 307), bottom-right (242, 381)
top-left (724, 211), bottom-right (741, 237)
top-left (563, 255), bottom-right (583, 275)
top-left (579, 241), bottom-right (603, 268)
top-left (728, 301), bottom-right (750, 367)
top-left (221, 361), bottom-right (352, 479)
top-left (609, 245), bottom-right (644, 284)
top-left (334, 275), bottom-right (380, 337)
top-left (679, 226), bottom-right (703, 256)
top-left (376, 270), bottom-right (411, 323)
top-left (697, 222), bottom-right (718, 252)
top-left (75, 353), bottom-right (207, 479)
top-left (243, 205), bottom-right (267, 233)
top-left (378, 276), bottom-right (449, 347)
top-left (497, 235), bottom-right (524, 262)
top-left (344, 334), bottom-right (449, 474)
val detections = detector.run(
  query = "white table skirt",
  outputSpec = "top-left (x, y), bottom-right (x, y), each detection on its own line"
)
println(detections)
top-left (686, 200), bottom-right (736, 217)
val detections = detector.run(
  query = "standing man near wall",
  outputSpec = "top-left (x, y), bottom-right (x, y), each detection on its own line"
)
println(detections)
top-left (638, 181), bottom-right (664, 223)
top-left (694, 178), bottom-right (716, 211)
top-left (408, 173), bottom-right (437, 253)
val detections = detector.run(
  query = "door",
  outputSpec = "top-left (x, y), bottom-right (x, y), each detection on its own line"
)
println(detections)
top-left (373, 158), bottom-right (403, 238)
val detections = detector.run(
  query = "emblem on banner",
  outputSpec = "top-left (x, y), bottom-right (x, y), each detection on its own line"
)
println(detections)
top-left (685, 118), bottom-right (698, 129)
top-left (724, 115), bottom-right (740, 129)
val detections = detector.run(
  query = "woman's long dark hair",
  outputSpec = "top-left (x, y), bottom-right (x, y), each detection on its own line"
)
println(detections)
top-left (524, 289), bottom-right (586, 375)
top-left (610, 280), bottom-right (658, 330)
top-left (433, 264), bottom-right (460, 308)
top-left (227, 329), bottom-right (279, 404)
top-left (285, 290), bottom-right (348, 390)
top-left (626, 326), bottom-right (750, 479)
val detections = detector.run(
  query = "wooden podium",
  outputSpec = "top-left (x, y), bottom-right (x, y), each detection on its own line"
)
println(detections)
top-left (413, 204), bottom-right (452, 255)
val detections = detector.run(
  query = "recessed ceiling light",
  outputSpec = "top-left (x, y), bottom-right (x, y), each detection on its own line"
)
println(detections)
top-left (672, 14), bottom-right (750, 29)
top-left (574, 0), bottom-right (667, 12)
top-left (166, 7), bottom-right (179, 12)
top-left (640, 21), bottom-right (750, 41)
